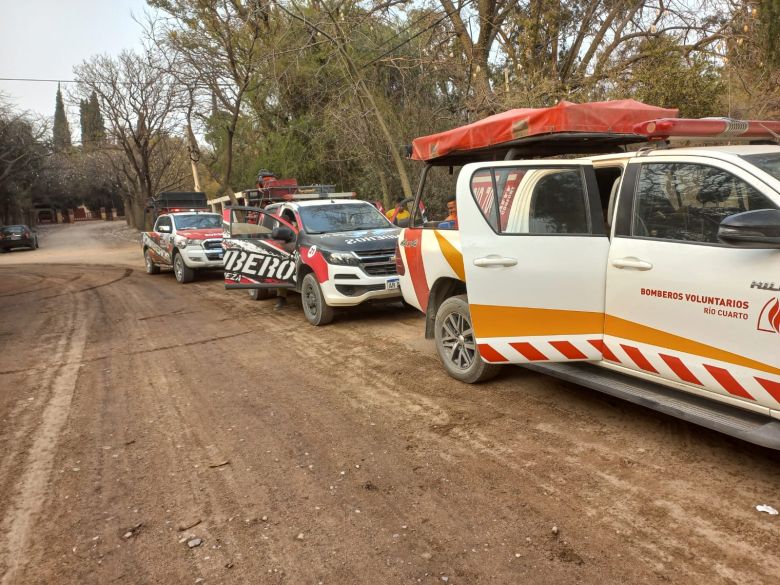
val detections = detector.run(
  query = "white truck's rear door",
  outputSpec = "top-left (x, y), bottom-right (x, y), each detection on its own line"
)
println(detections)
top-left (459, 161), bottom-right (610, 364)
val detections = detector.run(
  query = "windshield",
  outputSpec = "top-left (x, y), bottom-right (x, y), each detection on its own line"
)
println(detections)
top-left (298, 203), bottom-right (391, 234)
top-left (173, 214), bottom-right (221, 230)
top-left (1, 226), bottom-right (25, 234)
top-left (742, 153), bottom-right (780, 182)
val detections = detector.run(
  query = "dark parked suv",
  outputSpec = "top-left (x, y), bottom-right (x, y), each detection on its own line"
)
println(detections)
top-left (0, 225), bottom-right (39, 252)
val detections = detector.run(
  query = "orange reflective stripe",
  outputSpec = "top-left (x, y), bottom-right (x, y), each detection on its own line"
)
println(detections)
top-left (469, 305), bottom-right (604, 338)
top-left (605, 315), bottom-right (780, 378)
top-left (434, 230), bottom-right (465, 281)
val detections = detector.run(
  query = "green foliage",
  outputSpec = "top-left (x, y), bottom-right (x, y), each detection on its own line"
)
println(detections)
top-left (609, 36), bottom-right (724, 118)
top-left (79, 90), bottom-right (105, 148)
top-left (764, 0), bottom-right (780, 64)
top-left (53, 84), bottom-right (71, 151)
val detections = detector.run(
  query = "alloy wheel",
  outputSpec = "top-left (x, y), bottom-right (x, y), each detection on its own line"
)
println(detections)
top-left (439, 311), bottom-right (476, 370)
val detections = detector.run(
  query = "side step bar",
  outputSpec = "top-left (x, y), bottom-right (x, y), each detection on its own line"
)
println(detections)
top-left (524, 362), bottom-right (780, 450)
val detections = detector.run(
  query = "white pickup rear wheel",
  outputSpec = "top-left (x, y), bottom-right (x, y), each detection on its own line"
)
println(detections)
top-left (144, 249), bottom-right (160, 274)
top-left (434, 295), bottom-right (499, 383)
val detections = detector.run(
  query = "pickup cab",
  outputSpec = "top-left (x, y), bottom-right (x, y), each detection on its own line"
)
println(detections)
top-left (222, 199), bottom-right (401, 325)
top-left (142, 211), bottom-right (224, 283)
top-left (397, 101), bottom-right (780, 449)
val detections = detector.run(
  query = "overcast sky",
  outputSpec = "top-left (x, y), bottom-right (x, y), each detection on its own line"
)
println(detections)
top-left (0, 0), bottom-right (148, 128)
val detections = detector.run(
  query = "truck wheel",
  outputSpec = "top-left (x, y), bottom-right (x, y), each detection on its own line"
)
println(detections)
top-left (173, 252), bottom-right (194, 283)
top-left (435, 294), bottom-right (499, 384)
top-left (144, 249), bottom-right (160, 274)
top-left (248, 288), bottom-right (274, 301)
top-left (301, 273), bottom-right (334, 326)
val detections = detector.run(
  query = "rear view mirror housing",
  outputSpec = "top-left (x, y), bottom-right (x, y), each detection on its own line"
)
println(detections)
top-left (158, 225), bottom-right (172, 233)
top-left (272, 226), bottom-right (295, 242)
top-left (718, 209), bottom-right (780, 248)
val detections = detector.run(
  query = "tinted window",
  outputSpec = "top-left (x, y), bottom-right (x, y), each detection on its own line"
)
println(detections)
top-left (470, 166), bottom-right (590, 235)
top-left (2, 226), bottom-right (25, 234)
top-left (298, 203), bottom-right (390, 234)
top-left (155, 217), bottom-right (171, 230)
top-left (633, 163), bottom-right (775, 243)
top-left (742, 152), bottom-right (780, 182)
top-left (230, 209), bottom-right (284, 239)
top-left (470, 168), bottom-right (499, 231)
top-left (173, 214), bottom-right (221, 229)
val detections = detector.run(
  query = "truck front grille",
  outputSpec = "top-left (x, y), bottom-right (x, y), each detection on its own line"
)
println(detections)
top-left (355, 247), bottom-right (397, 276)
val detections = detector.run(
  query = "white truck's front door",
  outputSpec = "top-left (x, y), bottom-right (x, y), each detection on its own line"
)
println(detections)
top-left (222, 207), bottom-right (298, 290)
top-left (460, 161), bottom-right (611, 364)
top-left (605, 157), bottom-right (780, 413)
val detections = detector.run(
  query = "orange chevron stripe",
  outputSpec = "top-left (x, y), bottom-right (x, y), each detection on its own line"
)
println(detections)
top-left (469, 305), bottom-right (604, 337)
top-left (468, 305), bottom-right (780, 379)
top-left (605, 315), bottom-right (780, 378)
top-left (434, 230), bottom-right (465, 281)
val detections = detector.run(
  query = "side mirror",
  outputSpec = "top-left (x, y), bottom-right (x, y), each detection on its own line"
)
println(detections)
top-left (158, 225), bottom-right (172, 233)
top-left (272, 226), bottom-right (294, 242)
top-left (718, 209), bottom-right (780, 248)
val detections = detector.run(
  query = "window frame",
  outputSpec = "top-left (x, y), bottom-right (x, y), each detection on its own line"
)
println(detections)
top-left (618, 159), bottom-right (779, 248)
top-left (467, 162), bottom-right (604, 237)
top-left (154, 216), bottom-right (172, 232)
top-left (227, 206), bottom-right (296, 241)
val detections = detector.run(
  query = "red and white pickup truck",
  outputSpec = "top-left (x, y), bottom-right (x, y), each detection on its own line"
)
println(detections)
top-left (142, 212), bottom-right (224, 283)
top-left (397, 100), bottom-right (780, 449)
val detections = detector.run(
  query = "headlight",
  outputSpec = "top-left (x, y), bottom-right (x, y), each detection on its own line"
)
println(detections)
top-left (177, 238), bottom-right (202, 249)
top-left (322, 250), bottom-right (358, 266)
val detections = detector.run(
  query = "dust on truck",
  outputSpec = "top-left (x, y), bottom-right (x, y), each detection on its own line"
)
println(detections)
top-left (396, 99), bottom-right (780, 449)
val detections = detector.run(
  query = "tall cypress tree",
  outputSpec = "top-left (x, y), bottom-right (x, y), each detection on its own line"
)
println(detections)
top-left (53, 84), bottom-right (72, 150)
top-left (79, 90), bottom-right (105, 148)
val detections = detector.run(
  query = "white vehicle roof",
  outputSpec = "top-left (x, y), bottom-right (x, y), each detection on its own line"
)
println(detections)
top-left (279, 199), bottom-right (372, 209)
top-left (164, 211), bottom-right (220, 216)
top-left (586, 144), bottom-right (780, 164)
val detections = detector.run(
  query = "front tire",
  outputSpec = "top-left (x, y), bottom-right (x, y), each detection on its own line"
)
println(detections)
top-left (248, 288), bottom-right (274, 301)
top-left (144, 249), bottom-right (160, 274)
top-left (434, 294), bottom-right (499, 383)
top-left (301, 273), bottom-right (334, 326)
top-left (173, 252), bottom-right (194, 283)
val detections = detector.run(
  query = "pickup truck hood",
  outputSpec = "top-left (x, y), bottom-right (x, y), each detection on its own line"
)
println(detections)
top-left (305, 227), bottom-right (400, 252)
top-left (177, 228), bottom-right (223, 240)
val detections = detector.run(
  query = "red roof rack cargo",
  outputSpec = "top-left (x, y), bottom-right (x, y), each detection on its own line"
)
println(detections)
top-left (633, 117), bottom-right (780, 140)
top-left (410, 99), bottom-right (678, 164)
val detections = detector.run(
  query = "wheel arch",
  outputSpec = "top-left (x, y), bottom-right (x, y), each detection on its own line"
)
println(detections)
top-left (296, 262), bottom-right (314, 292)
top-left (425, 277), bottom-right (467, 339)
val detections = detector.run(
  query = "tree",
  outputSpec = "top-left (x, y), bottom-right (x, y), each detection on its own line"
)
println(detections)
top-left (0, 97), bottom-right (48, 224)
top-left (148, 0), bottom-right (268, 201)
top-left (53, 84), bottom-right (71, 151)
top-left (79, 90), bottom-right (106, 148)
top-left (74, 50), bottom-right (190, 228)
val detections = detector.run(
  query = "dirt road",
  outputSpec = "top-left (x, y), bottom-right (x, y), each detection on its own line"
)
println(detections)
top-left (0, 222), bottom-right (778, 585)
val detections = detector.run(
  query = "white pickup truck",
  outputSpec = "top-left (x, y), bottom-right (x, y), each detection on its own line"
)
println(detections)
top-left (397, 101), bottom-right (780, 449)
top-left (142, 212), bottom-right (224, 283)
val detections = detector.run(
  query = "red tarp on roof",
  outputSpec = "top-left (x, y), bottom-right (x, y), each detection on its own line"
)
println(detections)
top-left (411, 99), bottom-right (679, 161)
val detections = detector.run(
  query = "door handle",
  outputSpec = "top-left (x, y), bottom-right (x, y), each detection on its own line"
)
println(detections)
top-left (612, 257), bottom-right (653, 271)
top-left (473, 256), bottom-right (518, 268)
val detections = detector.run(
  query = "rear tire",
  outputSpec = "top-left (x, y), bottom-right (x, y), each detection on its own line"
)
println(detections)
top-left (173, 252), bottom-right (195, 283)
top-left (434, 294), bottom-right (499, 384)
top-left (144, 249), bottom-right (160, 274)
top-left (301, 273), bottom-right (334, 326)
top-left (248, 288), bottom-right (274, 301)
